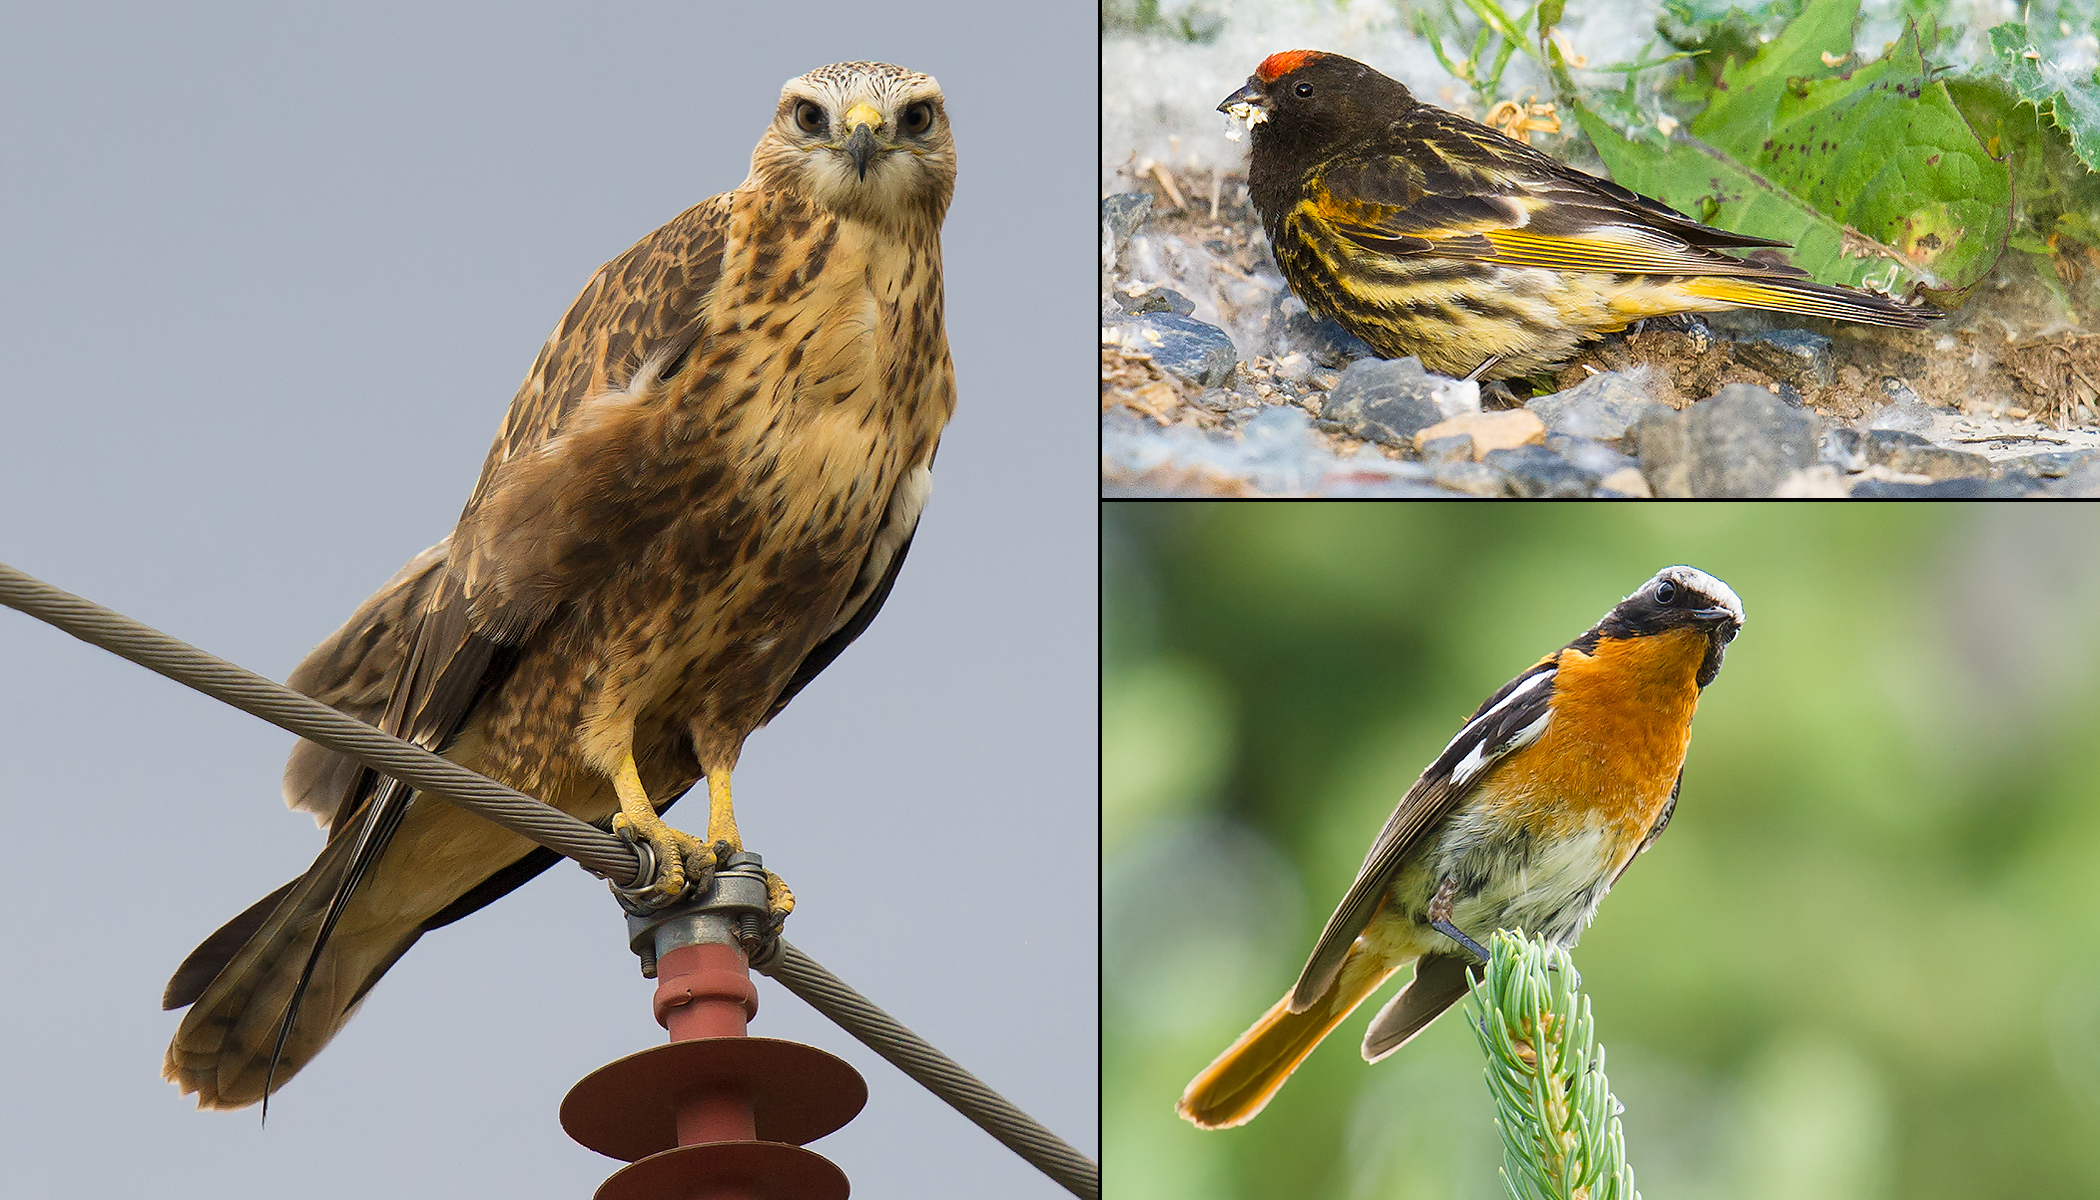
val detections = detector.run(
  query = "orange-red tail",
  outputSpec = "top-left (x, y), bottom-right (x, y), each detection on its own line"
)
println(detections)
top-left (1177, 943), bottom-right (1401, 1129)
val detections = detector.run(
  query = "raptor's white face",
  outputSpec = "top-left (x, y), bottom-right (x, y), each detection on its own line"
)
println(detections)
top-left (768, 61), bottom-right (954, 224)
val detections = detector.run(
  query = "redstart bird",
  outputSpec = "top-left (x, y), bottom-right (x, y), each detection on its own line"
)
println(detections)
top-left (1179, 565), bottom-right (1743, 1129)
top-left (1218, 50), bottom-right (1937, 381)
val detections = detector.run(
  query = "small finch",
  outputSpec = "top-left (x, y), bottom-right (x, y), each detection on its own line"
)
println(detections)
top-left (1220, 50), bottom-right (1940, 381)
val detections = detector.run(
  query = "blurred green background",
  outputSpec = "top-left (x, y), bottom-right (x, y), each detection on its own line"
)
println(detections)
top-left (1104, 504), bottom-right (2100, 1200)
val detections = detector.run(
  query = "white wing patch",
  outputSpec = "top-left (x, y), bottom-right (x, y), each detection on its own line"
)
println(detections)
top-left (1437, 668), bottom-right (1549, 758)
top-left (1450, 741), bottom-right (1492, 789)
top-left (1444, 667), bottom-right (1555, 789)
top-left (1507, 710), bottom-right (1552, 750)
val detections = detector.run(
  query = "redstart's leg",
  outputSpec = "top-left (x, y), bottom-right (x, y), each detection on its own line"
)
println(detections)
top-left (1429, 876), bottom-right (1490, 963)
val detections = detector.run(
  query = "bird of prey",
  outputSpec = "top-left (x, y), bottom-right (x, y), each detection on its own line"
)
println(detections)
top-left (162, 60), bottom-right (957, 1110)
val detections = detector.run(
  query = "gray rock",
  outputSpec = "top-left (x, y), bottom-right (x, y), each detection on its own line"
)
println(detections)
top-left (1114, 313), bottom-right (1237, 388)
top-left (1432, 459), bottom-right (1508, 496)
top-left (1637, 384), bottom-right (1819, 497)
top-left (1880, 377), bottom-right (1923, 406)
top-left (1634, 407), bottom-right (1695, 497)
top-left (1487, 445), bottom-right (1600, 497)
top-left (1101, 193), bottom-right (1152, 270)
top-left (1283, 307), bottom-right (1379, 367)
top-left (1862, 395), bottom-right (1936, 432)
top-left (1819, 426), bottom-right (1867, 472)
top-left (1978, 469), bottom-right (2057, 496)
top-left (1319, 357), bottom-right (1446, 449)
top-left (2056, 462), bottom-right (2100, 497)
top-left (1418, 434), bottom-right (1476, 465)
top-left (1118, 286), bottom-right (1194, 316)
top-left (1877, 441), bottom-right (1990, 480)
top-left (1994, 449), bottom-right (2100, 479)
top-left (1849, 477), bottom-right (2030, 497)
top-left (1832, 429), bottom-right (1988, 481)
top-left (1527, 370), bottom-right (1670, 443)
top-left (1544, 432), bottom-right (1640, 478)
top-left (1735, 328), bottom-right (1834, 390)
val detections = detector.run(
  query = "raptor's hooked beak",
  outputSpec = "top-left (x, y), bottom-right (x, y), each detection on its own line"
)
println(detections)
top-left (843, 102), bottom-right (883, 180)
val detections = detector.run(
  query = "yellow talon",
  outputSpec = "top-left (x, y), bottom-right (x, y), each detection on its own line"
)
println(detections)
top-left (705, 764), bottom-right (793, 922)
top-left (611, 755), bottom-right (792, 919)
top-left (611, 752), bottom-right (711, 898)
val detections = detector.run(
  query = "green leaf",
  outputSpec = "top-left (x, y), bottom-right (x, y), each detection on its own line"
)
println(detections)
top-left (1689, 8), bottom-right (2009, 294)
top-left (1569, 90), bottom-right (1924, 294)
top-left (1984, 22), bottom-right (2100, 172)
top-left (1554, 3), bottom-right (2011, 299)
top-left (1657, 0), bottom-right (1809, 75)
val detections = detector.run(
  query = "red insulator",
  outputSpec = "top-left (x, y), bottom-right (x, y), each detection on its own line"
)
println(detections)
top-left (563, 940), bottom-right (867, 1200)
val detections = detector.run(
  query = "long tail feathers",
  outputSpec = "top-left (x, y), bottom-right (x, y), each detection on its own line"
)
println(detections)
top-left (1177, 943), bottom-right (1403, 1130)
top-left (1677, 274), bottom-right (1941, 329)
top-left (1362, 952), bottom-right (1478, 1062)
top-left (259, 776), bottom-right (416, 1118)
top-left (163, 830), bottom-right (419, 1111)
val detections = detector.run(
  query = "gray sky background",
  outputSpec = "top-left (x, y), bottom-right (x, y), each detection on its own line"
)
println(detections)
top-left (0, 4), bottom-right (1095, 1197)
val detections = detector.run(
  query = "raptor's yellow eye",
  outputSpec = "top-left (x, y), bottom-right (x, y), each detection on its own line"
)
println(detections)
top-left (795, 101), bottom-right (826, 134)
top-left (902, 102), bottom-right (932, 135)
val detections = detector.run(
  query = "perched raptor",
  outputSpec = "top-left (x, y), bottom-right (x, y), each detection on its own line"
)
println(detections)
top-left (163, 60), bottom-right (957, 1109)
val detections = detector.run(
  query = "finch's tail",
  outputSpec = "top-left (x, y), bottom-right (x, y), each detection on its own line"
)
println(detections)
top-left (1177, 942), bottom-right (1403, 1129)
top-left (161, 832), bottom-right (421, 1110)
top-left (1677, 273), bottom-right (1940, 329)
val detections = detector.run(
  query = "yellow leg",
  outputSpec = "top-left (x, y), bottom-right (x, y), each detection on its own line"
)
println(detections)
top-left (609, 751), bottom-right (712, 899)
top-left (706, 768), bottom-right (741, 849)
top-left (705, 764), bottom-right (794, 918)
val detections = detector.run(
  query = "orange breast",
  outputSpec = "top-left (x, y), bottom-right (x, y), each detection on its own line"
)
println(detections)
top-left (1485, 626), bottom-right (1708, 843)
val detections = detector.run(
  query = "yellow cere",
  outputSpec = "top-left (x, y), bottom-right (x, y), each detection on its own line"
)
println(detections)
top-left (843, 102), bottom-right (882, 133)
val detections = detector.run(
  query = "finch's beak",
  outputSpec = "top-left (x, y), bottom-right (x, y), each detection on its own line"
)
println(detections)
top-left (843, 101), bottom-right (883, 180)
top-left (1217, 80), bottom-right (1265, 116)
top-left (1218, 79), bottom-right (1269, 142)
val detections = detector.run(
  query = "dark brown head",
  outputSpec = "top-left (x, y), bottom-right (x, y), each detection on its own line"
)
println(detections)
top-left (1218, 51), bottom-right (1417, 165)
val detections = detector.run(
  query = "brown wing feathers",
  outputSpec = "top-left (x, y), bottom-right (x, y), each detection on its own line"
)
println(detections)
top-left (1289, 657), bottom-right (1560, 1010)
top-left (172, 197), bottom-right (738, 1106)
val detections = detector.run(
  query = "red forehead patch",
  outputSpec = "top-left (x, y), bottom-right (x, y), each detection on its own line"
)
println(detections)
top-left (1256, 50), bottom-right (1323, 82)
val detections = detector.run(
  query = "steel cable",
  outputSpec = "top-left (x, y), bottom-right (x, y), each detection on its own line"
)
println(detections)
top-left (0, 559), bottom-right (1097, 1198)
top-left (761, 942), bottom-right (1099, 1198)
top-left (0, 560), bottom-right (643, 880)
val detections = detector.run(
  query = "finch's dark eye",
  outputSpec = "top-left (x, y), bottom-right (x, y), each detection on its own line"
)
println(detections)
top-left (902, 102), bottom-right (932, 134)
top-left (1294, 81), bottom-right (1314, 98)
top-left (795, 101), bottom-right (827, 134)
top-left (1655, 581), bottom-right (1678, 605)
